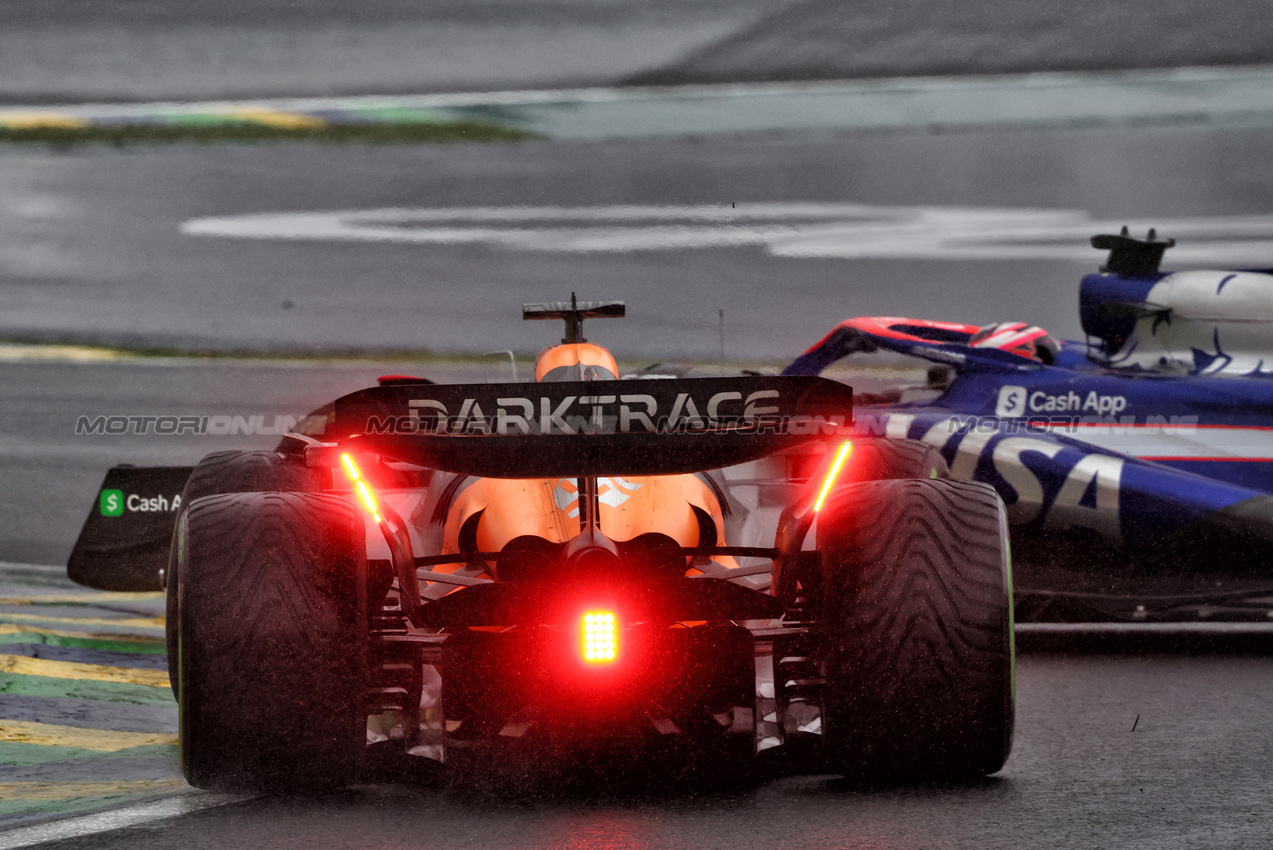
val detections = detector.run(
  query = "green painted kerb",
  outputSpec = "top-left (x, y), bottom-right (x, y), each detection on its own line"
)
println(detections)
top-left (0, 674), bottom-right (175, 707)
top-left (0, 632), bottom-right (165, 655)
top-left (0, 741), bottom-right (176, 768)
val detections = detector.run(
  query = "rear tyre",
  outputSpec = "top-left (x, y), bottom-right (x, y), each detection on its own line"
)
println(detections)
top-left (817, 478), bottom-right (1013, 783)
top-left (166, 451), bottom-right (327, 689)
top-left (847, 438), bottom-right (949, 481)
top-left (176, 491), bottom-right (367, 792)
top-left (181, 449), bottom-right (329, 500)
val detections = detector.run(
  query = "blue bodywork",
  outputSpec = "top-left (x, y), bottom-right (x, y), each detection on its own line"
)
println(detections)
top-left (783, 234), bottom-right (1273, 620)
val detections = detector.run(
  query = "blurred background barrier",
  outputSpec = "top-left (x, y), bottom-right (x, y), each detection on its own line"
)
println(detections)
top-left (2, 0), bottom-right (1272, 104)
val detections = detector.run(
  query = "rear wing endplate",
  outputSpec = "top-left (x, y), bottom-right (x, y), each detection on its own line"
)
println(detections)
top-left (67, 465), bottom-right (193, 591)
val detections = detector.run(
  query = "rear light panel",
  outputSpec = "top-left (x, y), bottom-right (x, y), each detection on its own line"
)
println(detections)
top-left (581, 611), bottom-right (618, 664)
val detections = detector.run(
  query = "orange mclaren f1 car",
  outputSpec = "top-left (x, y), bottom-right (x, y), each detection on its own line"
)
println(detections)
top-left (68, 298), bottom-right (1014, 792)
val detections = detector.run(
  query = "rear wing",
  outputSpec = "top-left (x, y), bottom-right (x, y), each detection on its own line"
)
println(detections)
top-left (523, 297), bottom-right (625, 343)
top-left (333, 376), bottom-right (853, 477)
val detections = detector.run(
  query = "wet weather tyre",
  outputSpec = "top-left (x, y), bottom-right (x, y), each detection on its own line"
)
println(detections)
top-left (166, 451), bottom-right (327, 689)
top-left (176, 491), bottom-right (367, 792)
top-left (848, 438), bottom-right (949, 481)
top-left (817, 478), bottom-right (1013, 783)
top-left (181, 449), bottom-right (328, 502)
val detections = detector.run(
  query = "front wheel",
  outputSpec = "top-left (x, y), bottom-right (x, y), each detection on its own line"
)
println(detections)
top-left (176, 491), bottom-right (368, 792)
top-left (817, 478), bottom-right (1014, 783)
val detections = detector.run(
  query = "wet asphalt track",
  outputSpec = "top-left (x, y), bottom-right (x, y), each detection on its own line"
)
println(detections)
top-left (3, 352), bottom-right (1273, 848)
top-left (4, 119), bottom-right (1273, 848)
top-left (2, 113), bottom-right (1273, 845)
top-left (0, 0), bottom-right (775, 103)
top-left (7, 651), bottom-right (1273, 849)
top-left (6, 2), bottom-right (1273, 843)
top-left (1, 547), bottom-right (1271, 847)
top-left (6, 121), bottom-right (1273, 362)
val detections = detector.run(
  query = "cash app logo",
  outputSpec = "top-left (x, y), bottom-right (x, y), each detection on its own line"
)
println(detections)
top-left (99, 489), bottom-right (124, 517)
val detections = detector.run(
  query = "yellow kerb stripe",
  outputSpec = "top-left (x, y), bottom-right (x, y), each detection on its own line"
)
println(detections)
top-left (0, 654), bottom-right (171, 688)
top-left (0, 112), bottom-right (89, 130)
top-left (0, 778), bottom-right (186, 800)
top-left (0, 623), bottom-right (163, 644)
top-left (228, 108), bottom-right (326, 129)
top-left (0, 613), bottom-right (163, 629)
top-left (0, 720), bottom-right (175, 752)
top-left (0, 343), bottom-right (126, 363)
top-left (0, 591), bottom-right (163, 606)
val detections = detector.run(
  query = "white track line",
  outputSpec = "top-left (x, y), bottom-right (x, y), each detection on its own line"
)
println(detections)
top-left (0, 793), bottom-right (249, 849)
top-left (0, 563), bottom-right (64, 576)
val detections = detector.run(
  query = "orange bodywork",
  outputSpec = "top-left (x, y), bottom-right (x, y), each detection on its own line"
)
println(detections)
top-left (440, 474), bottom-right (730, 576)
top-left (436, 339), bottom-right (737, 578)
top-left (534, 343), bottom-right (619, 382)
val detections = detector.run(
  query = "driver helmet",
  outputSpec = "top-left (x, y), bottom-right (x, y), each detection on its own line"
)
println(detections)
top-left (970, 322), bottom-right (1059, 365)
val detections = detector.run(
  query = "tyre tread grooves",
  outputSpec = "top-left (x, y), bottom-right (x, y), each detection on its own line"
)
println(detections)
top-left (179, 490), bottom-right (367, 792)
top-left (818, 477), bottom-right (1014, 782)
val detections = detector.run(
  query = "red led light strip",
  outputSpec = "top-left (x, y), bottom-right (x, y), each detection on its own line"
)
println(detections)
top-left (340, 453), bottom-right (383, 523)
top-left (813, 441), bottom-right (853, 513)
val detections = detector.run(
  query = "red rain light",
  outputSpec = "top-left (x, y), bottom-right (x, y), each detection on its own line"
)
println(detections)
top-left (581, 611), bottom-right (618, 664)
top-left (813, 441), bottom-right (853, 513)
top-left (340, 453), bottom-right (383, 523)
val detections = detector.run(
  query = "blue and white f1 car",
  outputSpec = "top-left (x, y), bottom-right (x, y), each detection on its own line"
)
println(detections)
top-left (784, 230), bottom-right (1273, 622)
